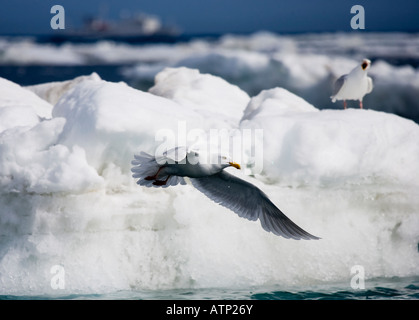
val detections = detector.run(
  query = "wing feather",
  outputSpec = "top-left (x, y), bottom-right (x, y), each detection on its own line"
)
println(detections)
top-left (367, 76), bottom-right (373, 94)
top-left (191, 171), bottom-right (319, 240)
top-left (331, 74), bottom-right (347, 101)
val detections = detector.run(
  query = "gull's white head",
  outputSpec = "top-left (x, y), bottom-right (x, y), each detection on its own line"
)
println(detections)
top-left (213, 154), bottom-right (241, 170)
top-left (361, 59), bottom-right (371, 71)
top-left (186, 150), bottom-right (241, 170)
top-left (219, 154), bottom-right (241, 170)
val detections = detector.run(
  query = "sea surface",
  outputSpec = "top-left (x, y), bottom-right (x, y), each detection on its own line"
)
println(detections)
top-left (1, 276), bottom-right (419, 300)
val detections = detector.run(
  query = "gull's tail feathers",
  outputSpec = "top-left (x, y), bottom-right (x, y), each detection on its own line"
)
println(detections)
top-left (131, 151), bottom-right (186, 188)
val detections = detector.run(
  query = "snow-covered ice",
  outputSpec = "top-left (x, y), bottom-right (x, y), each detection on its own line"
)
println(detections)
top-left (149, 67), bottom-right (250, 128)
top-left (241, 87), bottom-right (419, 187)
top-left (0, 63), bottom-right (419, 295)
top-left (2, 32), bottom-right (419, 121)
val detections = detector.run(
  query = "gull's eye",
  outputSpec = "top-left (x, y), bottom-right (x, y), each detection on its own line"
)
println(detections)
top-left (362, 62), bottom-right (368, 70)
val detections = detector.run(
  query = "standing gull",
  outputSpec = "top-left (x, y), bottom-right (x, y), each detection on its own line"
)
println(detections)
top-left (131, 147), bottom-right (319, 240)
top-left (331, 59), bottom-right (373, 109)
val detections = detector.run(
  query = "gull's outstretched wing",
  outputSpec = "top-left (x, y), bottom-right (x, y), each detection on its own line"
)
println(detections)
top-left (330, 74), bottom-right (347, 101)
top-left (367, 76), bottom-right (373, 94)
top-left (191, 171), bottom-right (320, 240)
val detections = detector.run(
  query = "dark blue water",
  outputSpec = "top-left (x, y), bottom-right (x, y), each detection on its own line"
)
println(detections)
top-left (1, 276), bottom-right (418, 300)
top-left (0, 65), bottom-right (127, 87)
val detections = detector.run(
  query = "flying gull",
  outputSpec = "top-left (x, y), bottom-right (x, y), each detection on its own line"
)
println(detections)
top-left (131, 147), bottom-right (319, 240)
top-left (331, 59), bottom-right (373, 109)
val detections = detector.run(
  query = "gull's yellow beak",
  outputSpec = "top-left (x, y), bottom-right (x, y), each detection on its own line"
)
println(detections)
top-left (229, 162), bottom-right (241, 170)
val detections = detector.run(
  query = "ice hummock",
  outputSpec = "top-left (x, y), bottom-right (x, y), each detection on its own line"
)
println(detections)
top-left (240, 87), bottom-right (419, 188)
top-left (2, 32), bottom-right (419, 123)
top-left (0, 67), bottom-right (418, 296)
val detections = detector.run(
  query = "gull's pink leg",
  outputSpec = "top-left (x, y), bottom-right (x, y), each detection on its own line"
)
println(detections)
top-left (343, 100), bottom-right (347, 109)
top-left (359, 100), bottom-right (363, 109)
top-left (153, 176), bottom-right (171, 186)
top-left (145, 166), bottom-right (164, 181)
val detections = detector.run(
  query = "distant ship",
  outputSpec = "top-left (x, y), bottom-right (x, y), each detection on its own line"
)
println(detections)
top-left (49, 13), bottom-right (182, 44)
